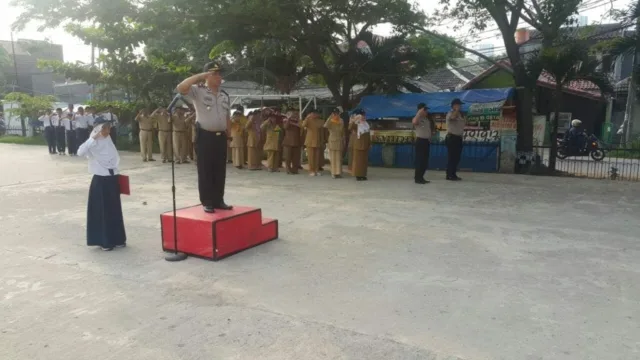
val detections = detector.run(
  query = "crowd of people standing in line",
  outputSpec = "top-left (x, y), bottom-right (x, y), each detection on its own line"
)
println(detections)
top-left (39, 104), bottom-right (119, 156)
top-left (131, 104), bottom-right (374, 181)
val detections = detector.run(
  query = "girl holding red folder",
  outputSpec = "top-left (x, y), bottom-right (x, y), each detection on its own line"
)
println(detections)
top-left (77, 116), bottom-right (127, 251)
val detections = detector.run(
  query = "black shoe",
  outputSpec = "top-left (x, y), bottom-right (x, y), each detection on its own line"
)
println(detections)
top-left (215, 202), bottom-right (233, 210)
top-left (100, 246), bottom-right (114, 251)
top-left (453, 176), bottom-right (462, 181)
top-left (415, 179), bottom-right (429, 184)
top-left (203, 206), bottom-right (215, 213)
top-left (446, 176), bottom-right (457, 181)
top-left (143, 159), bottom-right (148, 162)
top-left (115, 244), bottom-right (126, 248)
top-left (149, 158), bottom-right (156, 162)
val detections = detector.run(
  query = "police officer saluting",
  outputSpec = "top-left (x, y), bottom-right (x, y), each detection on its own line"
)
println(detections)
top-left (177, 62), bottom-right (232, 213)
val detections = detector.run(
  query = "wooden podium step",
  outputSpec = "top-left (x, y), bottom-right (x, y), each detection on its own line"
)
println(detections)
top-left (161, 205), bottom-right (278, 260)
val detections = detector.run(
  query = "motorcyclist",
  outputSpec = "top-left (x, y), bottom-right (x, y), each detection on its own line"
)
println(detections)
top-left (563, 119), bottom-right (587, 152)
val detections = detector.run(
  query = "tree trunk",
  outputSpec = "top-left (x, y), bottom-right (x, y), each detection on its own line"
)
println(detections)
top-left (20, 116), bottom-right (26, 137)
top-left (548, 85), bottom-right (563, 172)
top-left (515, 86), bottom-right (534, 152)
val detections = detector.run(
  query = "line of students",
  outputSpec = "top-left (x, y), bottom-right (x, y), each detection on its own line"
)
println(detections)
top-left (229, 105), bottom-right (372, 181)
top-left (41, 105), bottom-right (97, 156)
top-left (133, 107), bottom-right (196, 164)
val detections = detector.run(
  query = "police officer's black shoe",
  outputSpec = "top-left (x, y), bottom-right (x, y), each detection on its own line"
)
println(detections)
top-left (203, 206), bottom-right (215, 213)
top-left (215, 202), bottom-right (233, 210)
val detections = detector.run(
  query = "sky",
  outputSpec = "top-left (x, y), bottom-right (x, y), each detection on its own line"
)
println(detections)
top-left (0, 0), bottom-right (632, 64)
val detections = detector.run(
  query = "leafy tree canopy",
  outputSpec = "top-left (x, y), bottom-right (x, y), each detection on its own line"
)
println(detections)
top-left (12, 0), bottom-right (462, 108)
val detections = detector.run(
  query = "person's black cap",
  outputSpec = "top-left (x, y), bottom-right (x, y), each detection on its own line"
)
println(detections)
top-left (331, 107), bottom-right (340, 113)
top-left (203, 62), bottom-right (222, 73)
top-left (417, 102), bottom-right (429, 110)
top-left (451, 98), bottom-right (463, 106)
top-left (93, 115), bottom-right (113, 125)
top-left (309, 108), bottom-right (320, 113)
top-left (353, 108), bottom-right (365, 115)
top-left (235, 105), bottom-right (244, 111)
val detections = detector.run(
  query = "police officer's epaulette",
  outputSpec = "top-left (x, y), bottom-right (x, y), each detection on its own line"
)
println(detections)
top-left (220, 89), bottom-right (229, 96)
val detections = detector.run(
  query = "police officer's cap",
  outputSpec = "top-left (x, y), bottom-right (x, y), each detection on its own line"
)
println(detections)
top-left (352, 108), bottom-right (365, 115)
top-left (331, 107), bottom-right (340, 113)
top-left (234, 105), bottom-right (244, 111)
top-left (451, 98), bottom-right (464, 106)
top-left (417, 102), bottom-right (429, 110)
top-left (203, 62), bottom-right (223, 74)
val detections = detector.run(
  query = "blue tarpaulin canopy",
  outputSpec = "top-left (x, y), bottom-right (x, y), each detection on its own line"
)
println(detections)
top-left (353, 88), bottom-right (514, 119)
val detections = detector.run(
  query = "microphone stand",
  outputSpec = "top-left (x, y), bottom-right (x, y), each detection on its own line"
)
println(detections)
top-left (165, 95), bottom-right (188, 262)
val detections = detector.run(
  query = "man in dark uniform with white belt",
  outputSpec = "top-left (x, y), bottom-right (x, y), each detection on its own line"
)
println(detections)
top-left (177, 62), bottom-right (233, 213)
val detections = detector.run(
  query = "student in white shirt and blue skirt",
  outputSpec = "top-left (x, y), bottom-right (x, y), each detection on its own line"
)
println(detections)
top-left (77, 116), bottom-right (127, 251)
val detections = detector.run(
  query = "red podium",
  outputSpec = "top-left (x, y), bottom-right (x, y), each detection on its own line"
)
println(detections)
top-left (161, 205), bottom-right (278, 260)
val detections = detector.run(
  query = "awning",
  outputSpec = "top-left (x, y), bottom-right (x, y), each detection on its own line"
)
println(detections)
top-left (353, 88), bottom-right (514, 119)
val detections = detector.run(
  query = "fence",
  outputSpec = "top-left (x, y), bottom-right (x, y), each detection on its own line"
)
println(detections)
top-left (531, 146), bottom-right (640, 181)
top-left (367, 140), bottom-right (501, 173)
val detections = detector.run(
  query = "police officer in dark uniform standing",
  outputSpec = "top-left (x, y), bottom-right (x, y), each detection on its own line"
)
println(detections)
top-left (177, 62), bottom-right (233, 213)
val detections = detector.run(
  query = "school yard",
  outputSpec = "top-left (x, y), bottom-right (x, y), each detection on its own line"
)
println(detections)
top-left (1, 143), bottom-right (639, 360)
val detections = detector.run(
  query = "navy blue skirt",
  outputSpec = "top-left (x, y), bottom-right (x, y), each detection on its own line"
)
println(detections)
top-left (87, 174), bottom-right (126, 248)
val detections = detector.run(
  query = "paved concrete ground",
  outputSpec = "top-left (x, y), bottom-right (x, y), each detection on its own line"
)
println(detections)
top-left (1, 143), bottom-right (639, 360)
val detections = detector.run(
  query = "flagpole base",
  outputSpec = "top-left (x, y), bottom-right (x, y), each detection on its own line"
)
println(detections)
top-left (165, 252), bottom-right (188, 262)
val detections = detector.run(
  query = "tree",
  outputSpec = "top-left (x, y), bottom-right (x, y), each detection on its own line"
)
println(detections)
top-left (434, 0), bottom-right (585, 154)
top-left (3, 92), bottom-right (56, 136)
top-left (527, 42), bottom-right (612, 171)
top-left (13, 0), bottom-right (460, 109)
top-left (210, 40), bottom-right (316, 95)
top-left (204, 0), bottom-right (437, 108)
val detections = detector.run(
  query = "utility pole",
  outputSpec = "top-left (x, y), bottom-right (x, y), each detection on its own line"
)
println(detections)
top-left (9, 32), bottom-right (19, 93)
top-left (10, 31), bottom-right (26, 136)
top-left (90, 43), bottom-right (95, 100)
top-left (623, 16), bottom-right (640, 146)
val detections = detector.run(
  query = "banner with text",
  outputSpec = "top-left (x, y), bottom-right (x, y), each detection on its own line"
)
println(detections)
top-left (371, 130), bottom-right (416, 144)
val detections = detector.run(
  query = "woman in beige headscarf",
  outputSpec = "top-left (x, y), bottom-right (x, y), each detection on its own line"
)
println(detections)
top-left (245, 111), bottom-right (263, 170)
top-left (229, 109), bottom-right (246, 169)
top-left (324, 107), bottom-right (344, 179)
top-left (261, 109), bottom-right (281, 172)
top-left (348, 109), bottom-right (371, 181)
top-left (302, 109), bottom-right (324, 176)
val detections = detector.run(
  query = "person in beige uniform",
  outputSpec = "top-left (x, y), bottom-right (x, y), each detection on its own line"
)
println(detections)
top-left (318, 119), bottom-right (328, 172)
top-left (302, 109), bottom-right (324, 176)
top-left (153, 107), bottom-right (172, 163)
top-left (347, 115), bottom-right (357, 171)
top-left (245, 110), bottom-right (263, 170)
top-left (349, 109), bottom-right (371, 181)
top-left (324, 108), bottom-right (344, 178)
top-left (445, 98), bottom-right (465, 181)
top-left (282, 108), bottom-right (302, 174)
top-left (171, 107), bottom-right (190, 164)
top-left (184, 111), bottom-right (197, 162)
top-left (261, 109), bottom-right (281, 172)
top-left (229, 109), bottom-right (246, 169)
top-left (135, 108), bottom-right (156, 162)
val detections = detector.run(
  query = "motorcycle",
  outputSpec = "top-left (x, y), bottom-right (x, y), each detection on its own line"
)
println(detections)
top-left (556, 134), bottom-right (606, 161)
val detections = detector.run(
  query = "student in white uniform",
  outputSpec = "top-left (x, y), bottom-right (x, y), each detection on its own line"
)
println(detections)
top-left (99, 106), bottom-right (119, 145)
top-left (54, 109), bottom-right (66, 154)
top-left (77, 116), bottom-right (127, 251)
top-left (61, 113), bottom-right (78, 155)
top-left (41, 110), bottom-right (57, 154)
top-left (74, 106), bottom-right (91, 144)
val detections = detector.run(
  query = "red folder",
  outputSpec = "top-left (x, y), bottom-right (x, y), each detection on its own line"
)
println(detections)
top-left (118, 175), bottom-right (130, 195)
